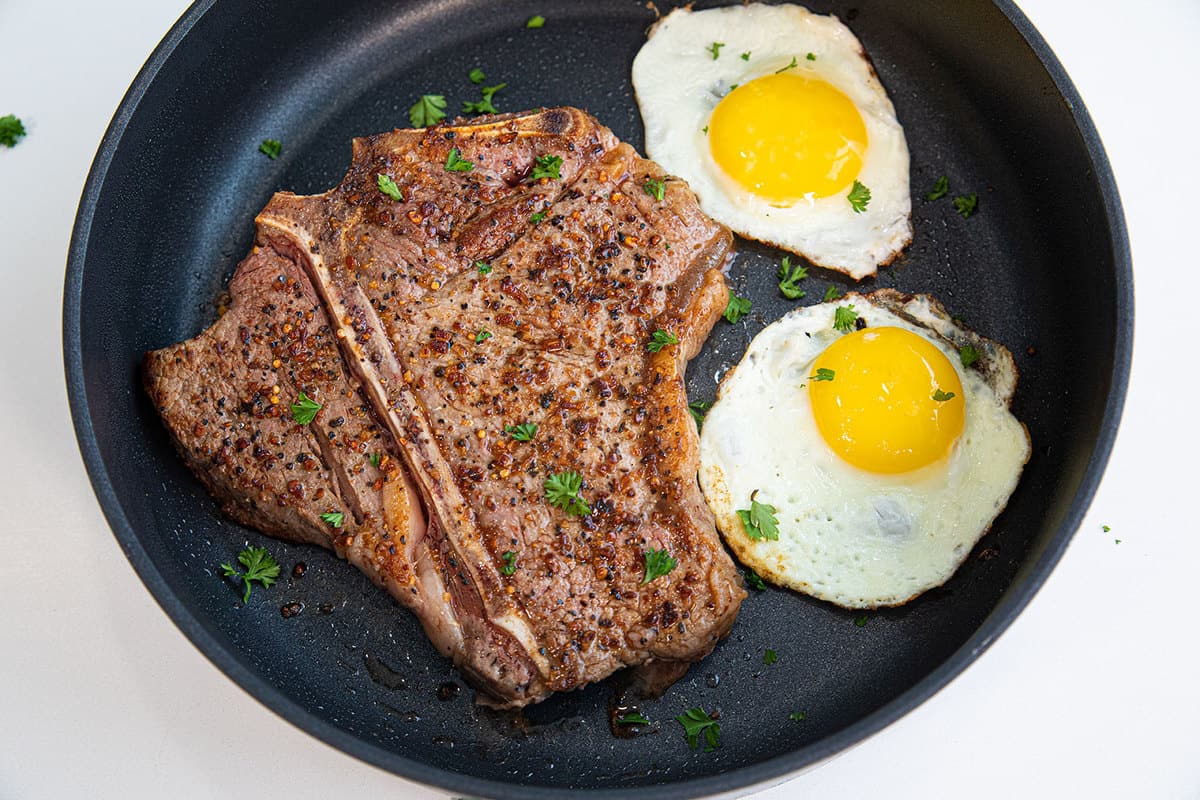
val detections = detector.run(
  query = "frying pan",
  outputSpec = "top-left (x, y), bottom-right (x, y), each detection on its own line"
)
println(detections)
top-left (63, 1), bottom-right (1131, 797)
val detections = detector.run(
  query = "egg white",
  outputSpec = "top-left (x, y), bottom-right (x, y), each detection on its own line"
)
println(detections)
top-left (698, 292), bottom-right (1030, 608)
top-left (632, 3), bottom-right (912, 279)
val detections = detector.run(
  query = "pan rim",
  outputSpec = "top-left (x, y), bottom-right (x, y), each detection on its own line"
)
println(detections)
top-left (62, 0), bottom-right (1133, 797)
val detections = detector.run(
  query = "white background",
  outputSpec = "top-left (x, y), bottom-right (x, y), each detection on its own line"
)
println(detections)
top-left (1, 1), bottom-right (1196, 798)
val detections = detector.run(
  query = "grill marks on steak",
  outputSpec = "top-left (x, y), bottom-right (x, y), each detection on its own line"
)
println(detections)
top-left (145, 108), bottom-right (744, 707)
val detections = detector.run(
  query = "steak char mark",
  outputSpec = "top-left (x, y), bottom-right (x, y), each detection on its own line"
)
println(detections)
top-left (144, 108), bottom-right (745, 707)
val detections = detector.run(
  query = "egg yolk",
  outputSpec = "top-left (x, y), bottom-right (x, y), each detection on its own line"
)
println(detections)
top-left (708, 73), bottom-right (867, 204)
top-left (808, 326), bottom-right (964, 474)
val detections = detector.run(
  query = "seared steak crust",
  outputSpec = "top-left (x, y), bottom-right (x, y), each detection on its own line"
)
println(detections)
top-left (145, 108), bottom-right (745, 706)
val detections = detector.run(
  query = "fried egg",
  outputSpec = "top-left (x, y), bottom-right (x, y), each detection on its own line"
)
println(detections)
top-left (632, 3), bottom-right (912, 279)
top-left (698, 292), bottom-right (1030, 608)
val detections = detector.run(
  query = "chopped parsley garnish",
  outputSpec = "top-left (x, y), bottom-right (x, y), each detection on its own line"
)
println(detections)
top-left (290, 392), bottom-right (321, 424)
top-left (777, 256), bottom-right (808, 300)
top-left (1102, 525), bottom-right (1112, 533)
top-left (475, 329), bottom-right (492, 344)
top-left (926, 175), bottom-right (949, 200)
top-left (320, 511), bottom-right (344, 528)
top-left (688, 400), bottom-right (711, 430)
top-left (643, 177), bottom-right (666, 201)
top-left (220, 546), bottom-right (281, 603)
top-left (530, 211), bottom-right (547, 224)
top-left (647, 329), bottom-right (679, 353)
top-left (744, 570), bottom-right (767, 591)
top-left (258, 138), bottom-right (282, 159)
top-left (810, 368), bottom-right (835, 382)
top-left (847, 180), bottom-right (871, 213)
top-left (468, 67), bottom-right (486, 84)
top-left (463, 82), bottom-right (506, 115)
top-left (959, 344), bottom-right (980, 367)
top-left (789, 711), bottom-right (806, 722)
top-left (676, 707), bottom-right (721, 752)
top-left (740, 51), bottom-right (751, 61)
top-left (823, 285), bottom-right (842, 302)
top-left (853, 614), bottom-right (869, 627)
top-left (932, 388), bottom-right (956, 402)
top-left (476, 260), bottom-right (493, 276)
top-left (736, 492), bottom-right (779, 541)
top-left (641, 548), bottom-right (678, 584)
top-left (763, 649), bottom-right (778, 665)
top-left (444, 147), bottom-right (474, 172)
top-left (954, 192), bottom-right (978, 218)
top-left (526, 15), bottom-right (545, 28)
top-left (409, 94), bottom-right (447, 127)
top-left (708, 41), bottom-right (725, 60)
top-left (775, 55), bottom-right (799, 73)
top-left (833, 304), bottom-right (858, 333)
top-left (0, 114), bottom-right (27, 147)
top-left (702, 125), bottom-right (709, 135)
top-left (505, 423), bottom-right (538, 442)
top-left (544, 470), bottom-right (589, 516)
top-left (499, 551), bottom-right (518, 575)
top-left (806, 52), bottom-right (816, 61)
top-left (530, 153), bottom-right (563, 181)
top-left (369, 452), bottom-right (382, 468)
top-left (617, 712), bottom-right (650, 725)
top-left (723, 293), bottom-right (752, 323)
top-left (377, 173), bottom-right (403, 201)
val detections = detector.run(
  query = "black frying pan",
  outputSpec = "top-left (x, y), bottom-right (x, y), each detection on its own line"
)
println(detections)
top-left (63, 1), bottom-right (1132, 797)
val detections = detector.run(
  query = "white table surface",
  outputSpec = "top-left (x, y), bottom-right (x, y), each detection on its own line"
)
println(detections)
top-left (2, 1), bottom-right (1196, 797)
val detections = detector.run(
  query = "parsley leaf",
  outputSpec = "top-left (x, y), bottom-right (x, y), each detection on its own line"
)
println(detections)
top-left (676, 707), bottom-right (721, 752)
top-left (643, 177), bottom-right (666, 201)
top-left (463, 82), bottom-right (506, 115)
top-left (641, 548), bottom-right (678, 584)
top-left (775, 55), bottom-right (799, 73)
top-left (1102, 525), bottom-right (1112, 533)
top-left (926, 175), bottom-right (949, 200)
top-left (854, 614), bottom-right (869, 627)
top-left (810, 367), bottom-right (835, 382)
top-left (475, 329), bottom-right (492, 344)
top-left (320, 511), bottom-right (344, 528)
top-left (724, 293), bottom-right (752, 323)
top-left (823, 285), bottom-right (842, 302)
top-left (647, 329), bottom-right (679, 353)
top-left (476, 260), bottom-right (493, 276)
top-left (0, 114), bottom-right (27, 147)
top-left (777, 256), bottom-right (808, 300)
top-left (499, 551), bottom-right (518, 575)
top-left (736, 492), bottom-right (780, 541)
top-left (505, 423), bottom-right (538, 442)
top-left (959, 344), bottom-right (980, 367)
top-left (806, 52), bottom-right (816, 61)
top-left (708, 41), bottom-right (725, 60)
top-left (220, 546), bottom-right (281, 603)
top-left (932, 388), bottom-right (956, 401)
top-left (530, 211), bottom-right (547, 224)
top-left (468, 67), bottom-right (486, 84)
top-left (544, 470), bottom-right (589, 516)
top-left (617, 712), bottom-right (650, 726)
top-left (409, 94), bottom-right (447, 127)
top-left (833, 304), bottom-right (858, 333)
top-left (789, 711), bottom-right (806, 722)
top-left (688, 400), bottom-right (711, 430)
top-left (290, 392), bottom-right (321, 424)
top-left (445, 147), bottom-right (474, 172)
top-left (954, 192), bottom-right (978, 218)
top-left (763, 648), bottom-right (778, 665)
top-left (744, 570), bottom-right (767, 591)
top-left (740, 51), bottom-right (751, 61)
top-left (526, 15), bottom-right (545, 28)
top-left (530, 153), bottom-right (563, 181)
top-left (258, 139), bottom-right (282, 159)
top-left (847, 180), bottom-right (871, 213)
top-left (369, 452), bottom-right (382, 468)
top-left (377, 173), bottom-right (403, 201)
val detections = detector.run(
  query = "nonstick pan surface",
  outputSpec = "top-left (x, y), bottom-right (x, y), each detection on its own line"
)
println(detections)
top-left (64, 1), bottom-right (1131, 797)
